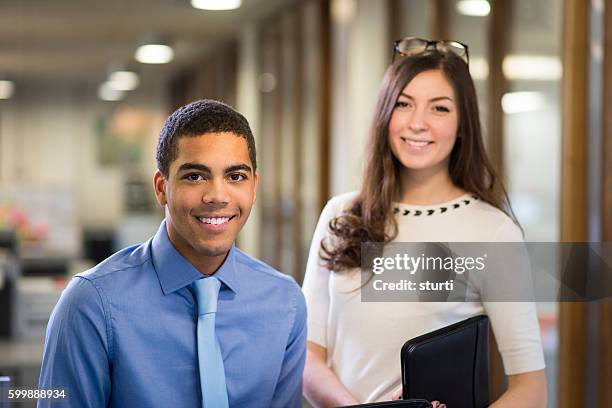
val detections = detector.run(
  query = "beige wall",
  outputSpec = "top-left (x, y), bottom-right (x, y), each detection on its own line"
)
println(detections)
top-left (330, 0), bottom-right (390, 196)
top-left (0, 80), bottom-right (166, 230)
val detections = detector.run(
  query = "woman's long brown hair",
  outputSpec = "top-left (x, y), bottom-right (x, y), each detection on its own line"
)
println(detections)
top-left (320, 51), bottom-right (519, 272)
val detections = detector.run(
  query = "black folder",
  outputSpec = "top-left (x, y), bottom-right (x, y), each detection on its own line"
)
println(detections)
top-left (340, 315), bottom-right (489, 408)
top-left (401, 315), bottom-right (489, 408)
top-left (341, 399), bottom-right (431, 408)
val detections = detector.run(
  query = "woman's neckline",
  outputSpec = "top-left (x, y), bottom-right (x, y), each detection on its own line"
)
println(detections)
top-left (392, 193), bottom-right (479, 216)
top-left (394, 192), bottom-right (473, 208)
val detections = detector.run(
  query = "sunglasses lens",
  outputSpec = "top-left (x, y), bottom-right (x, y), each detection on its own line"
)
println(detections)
top-left (395, 38), bottom-right (428, 56)
top-left (439, 41), bottom-right (468, 61)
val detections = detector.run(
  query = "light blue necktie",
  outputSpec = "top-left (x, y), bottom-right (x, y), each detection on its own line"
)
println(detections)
top-left (191, 277), bottom-right (229, 408)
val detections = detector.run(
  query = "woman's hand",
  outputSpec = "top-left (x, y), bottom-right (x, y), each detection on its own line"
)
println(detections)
top-left (303, 341), bottom-right (359, 408)
top-left (489, 369), bottom-right (547, 408)
top-left (390, 386), bottom-right (445, 408)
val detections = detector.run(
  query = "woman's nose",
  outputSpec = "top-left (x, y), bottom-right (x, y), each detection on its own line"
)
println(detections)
top-left (407, 110), bottom-right (428, 133)
top-left (408, 122), bottom-right (427, 133)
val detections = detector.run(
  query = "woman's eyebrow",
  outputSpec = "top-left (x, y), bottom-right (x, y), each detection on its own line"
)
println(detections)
top-left (429, 96), bottom-right (454, 102)
top-left (398, 93), bottom-right (454, 103)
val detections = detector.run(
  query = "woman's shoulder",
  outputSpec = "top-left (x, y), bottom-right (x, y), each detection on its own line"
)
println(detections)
top-left (312, 191), bottom-right (360, 231)
top-left (468, 197), bottom-right (523, 242)
top-left (324, 191), bottom-right (360, 215)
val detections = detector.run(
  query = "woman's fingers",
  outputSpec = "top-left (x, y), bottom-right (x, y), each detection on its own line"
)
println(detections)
top-left (431, 401), bottom-right (446, 408)
top-left (390, 386), bottom-right (403, 400)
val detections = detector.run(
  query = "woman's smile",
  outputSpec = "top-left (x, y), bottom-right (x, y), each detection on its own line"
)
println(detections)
top-left (400, 137), bottom-right (434, 151)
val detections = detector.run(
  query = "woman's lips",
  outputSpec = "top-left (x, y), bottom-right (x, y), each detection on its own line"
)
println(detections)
top-left (400, 137), bottom-right (433, 151)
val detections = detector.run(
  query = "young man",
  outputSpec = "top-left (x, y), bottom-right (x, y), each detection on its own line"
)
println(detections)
top-left (38, 100), bottom-right (307, 407)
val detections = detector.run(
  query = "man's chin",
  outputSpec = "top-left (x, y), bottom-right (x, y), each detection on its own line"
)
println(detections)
top-left (196, 243), bottom-right (233, 259)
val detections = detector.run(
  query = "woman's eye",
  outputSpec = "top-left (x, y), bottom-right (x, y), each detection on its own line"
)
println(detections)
top-left (395, 101), bottom-right (411, 108)
top-left (433, 105), bottom-right (450, 113)
top-left (229, 173), bottom-right (246, 182)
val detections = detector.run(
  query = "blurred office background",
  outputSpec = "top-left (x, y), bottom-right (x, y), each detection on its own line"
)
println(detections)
top-left (0, 0), bottom-right (610, 407)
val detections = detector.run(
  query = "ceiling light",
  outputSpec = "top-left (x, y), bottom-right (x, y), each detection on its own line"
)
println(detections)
top-left (0, 80), bottom-right (15, 99)
top-left (331, 0), bottom-right (356, 24)
top-left (591, 40), bottom-right (603, 62)
top-left (501, 92), bottom-right (546, 114)
top-left (257, 73), bottom-right (277, 93)
top-left (108, 71), bottom-right (140, 91)
top-left (135, 44), bottom-right (174, 64)
top-left (456, 0), bottom-right (490, 16)
top-left (98, 82), bottom-right (124, 101)
top-left (191, 0), bottom-right (242, 10)
top-left (469, 57), bottom-right (489, 80)
top-left (503, 55), bottom-right (562, 80)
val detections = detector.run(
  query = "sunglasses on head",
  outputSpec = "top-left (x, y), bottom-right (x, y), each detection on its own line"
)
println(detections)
top-left (392, 37), bottom-right (469, 65)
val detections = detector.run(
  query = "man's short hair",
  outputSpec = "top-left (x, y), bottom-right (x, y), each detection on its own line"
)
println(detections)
top-left (156, 99), bottom-right (257, 177)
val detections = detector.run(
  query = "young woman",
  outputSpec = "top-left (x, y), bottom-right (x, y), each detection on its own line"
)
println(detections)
top-left (302, 38), bottom-right (547, 407)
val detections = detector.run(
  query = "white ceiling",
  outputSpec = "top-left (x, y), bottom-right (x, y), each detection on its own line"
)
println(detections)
top-left (0, 0), bottom-right (297, 84)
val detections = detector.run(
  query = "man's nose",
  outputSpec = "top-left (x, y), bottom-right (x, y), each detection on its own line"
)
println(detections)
top-left (202, 178), bottom-right (230, 204)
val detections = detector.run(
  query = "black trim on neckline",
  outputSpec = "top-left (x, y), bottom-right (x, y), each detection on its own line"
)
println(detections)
top-left (394, 195), bottom-right (479, 217)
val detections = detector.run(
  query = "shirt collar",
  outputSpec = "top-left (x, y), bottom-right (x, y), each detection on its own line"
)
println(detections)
top-left (151, 220), bottom-right (240, 295)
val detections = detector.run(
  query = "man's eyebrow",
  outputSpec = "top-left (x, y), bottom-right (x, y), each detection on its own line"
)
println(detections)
top-left (399, 93), bottom-right (454, 103)
top-left (225, 164), bottom-right (253, 174)
top-left (176, 162), bottom-right (253, 174)
top-left (176, 163), bottom-right (211, 173)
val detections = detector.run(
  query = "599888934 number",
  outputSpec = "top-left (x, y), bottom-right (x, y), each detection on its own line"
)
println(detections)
top-left (7, 388), bottom-right (67, 401)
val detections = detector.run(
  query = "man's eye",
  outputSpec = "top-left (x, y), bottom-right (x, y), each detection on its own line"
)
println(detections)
top-left (185, 174), bottom-right (203, 181)
top-left (229, 173), bottom-right (246, 182)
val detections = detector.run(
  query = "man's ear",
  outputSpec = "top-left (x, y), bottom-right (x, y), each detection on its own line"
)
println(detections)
top-left (252, 172), bottom-right (259, 204)
top-left (153, 170), bottom-right (168, 206)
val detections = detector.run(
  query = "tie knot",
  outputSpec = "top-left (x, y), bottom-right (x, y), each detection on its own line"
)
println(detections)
top-left (191, 277), bottom-right (221, 316)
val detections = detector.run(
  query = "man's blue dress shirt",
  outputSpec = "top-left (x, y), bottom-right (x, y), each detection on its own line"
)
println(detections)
top-left (38, 220), bottom-right (307, 407)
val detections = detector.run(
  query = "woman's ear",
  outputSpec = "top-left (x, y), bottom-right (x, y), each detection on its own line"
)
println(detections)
top-left (153, 170), bottom-right (168, 206)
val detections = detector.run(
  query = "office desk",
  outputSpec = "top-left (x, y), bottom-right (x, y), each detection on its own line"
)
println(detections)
top-left (0, 340), bottom-right (44, 369)
top-left (0, 339), bottom-right (44, 408)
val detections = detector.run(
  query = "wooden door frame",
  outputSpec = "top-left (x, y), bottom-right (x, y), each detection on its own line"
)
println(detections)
top-left (599, 0), bottom-right (612, 403)
top-left (559, 0), bottom-right (589, 406)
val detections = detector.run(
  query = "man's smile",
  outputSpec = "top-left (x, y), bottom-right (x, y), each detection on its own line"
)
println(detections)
top-left (193, 214), bottom-right (237, 233)
top-left (197, 216), bottom-right (231, 225)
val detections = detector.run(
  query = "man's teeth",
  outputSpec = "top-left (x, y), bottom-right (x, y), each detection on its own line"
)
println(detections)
top-left (198, 217), bottom-right (230, 225)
